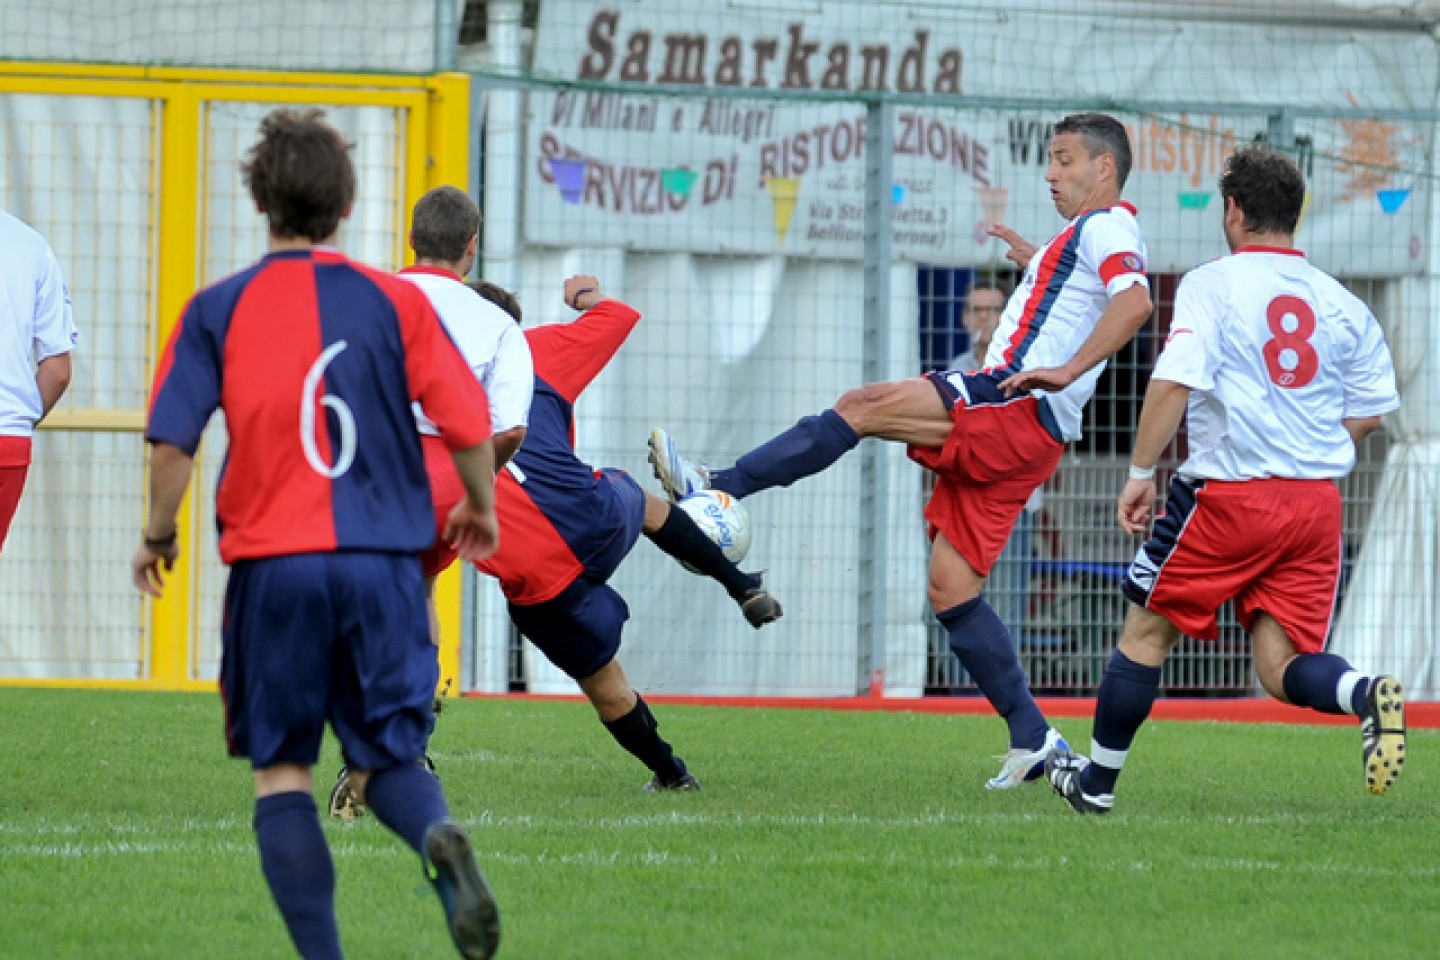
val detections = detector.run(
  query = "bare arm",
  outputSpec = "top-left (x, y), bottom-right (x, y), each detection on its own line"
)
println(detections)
top-left (1001, 284), bottom-right (1154, 394)
top-left (131, 441), bottom-right (194, 596)
top-left (1117, 378), bottom-right (1190, 536)
top-left (1343, 415), bottom-right (1383, 447)
top-left (491, 426), bottom-right (526, 471)
top-left (35, 353), bottom-right (73, 421)
top-left (443, 439), bottom-right (500, 562)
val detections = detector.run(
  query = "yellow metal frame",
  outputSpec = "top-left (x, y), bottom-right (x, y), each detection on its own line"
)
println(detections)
top-left (5, 65), bottom-right (471, 695)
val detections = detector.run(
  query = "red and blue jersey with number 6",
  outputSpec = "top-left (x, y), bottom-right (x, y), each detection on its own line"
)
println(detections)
top-left (477, 299), bottom-right (642, 604)
top-left (146, 248), bottom-right (492, 563)
top-left (1153, 246), bottom-right (1399, 481)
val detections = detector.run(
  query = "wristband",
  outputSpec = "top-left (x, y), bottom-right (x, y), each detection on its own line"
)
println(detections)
top-left (1127, 463), bottom-right (1156, 482)
top-left (568, 286), bottom-right (597, 310)
top-left (143, 530), bottom-right (177, 550)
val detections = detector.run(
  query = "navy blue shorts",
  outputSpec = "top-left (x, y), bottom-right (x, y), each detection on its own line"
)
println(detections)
top-left (581, 468), bottom-right (647, 582)
top-left (220, 552), bottom-right (437, 771)
top-left (508, 577), bottom-right (631, 681)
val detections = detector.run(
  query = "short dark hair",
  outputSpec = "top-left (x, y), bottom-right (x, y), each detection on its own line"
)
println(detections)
top-left (966, 274), bottom-right (1012, 302)
top-left (1054, 113), bottom-right (1133, 189)
top-left (411, 186), bottom-right (480, 263)
top-left (465, 279), bottom-right (522, 323)
top-left (242, 108), bottom-right (355, 242)
top-left (1219, 144), bottom-right (1305, 236)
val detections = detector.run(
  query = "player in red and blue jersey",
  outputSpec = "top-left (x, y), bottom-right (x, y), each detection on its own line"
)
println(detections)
top-left (650, 114), bottom-right (1154, 789)
top-left (130, 109), bottom-right (501, 960)
top-left (475, 275), bottom-right (782, 791)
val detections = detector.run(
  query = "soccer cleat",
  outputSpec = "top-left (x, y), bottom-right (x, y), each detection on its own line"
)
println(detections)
top-left (1361, 676), bottom-right (1407, 795)
top-left (328, 766), bottom-right (367, 821)
top-left (739, 575), bottom-right (783, 629)
top-left (985, 727), bottom-right (1070, 790)
top-left (648, 428), bottom-right (710, 503)
top-left (424, 820), bottom-right (502, 960)
top-left (642, 772), bottom-right (702, 792)
top-left (1045, 750), bottom-right (1114, 815)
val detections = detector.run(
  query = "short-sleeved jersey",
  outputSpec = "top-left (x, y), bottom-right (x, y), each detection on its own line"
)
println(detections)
top-left (1153, 246), bottom-right (1400, 481)
top-left (980, 202), bottom-right (1149, 441)
top-left (476, 299), bottom-right (642, 604)
top-left (147, 248), bottom-right (492, 563)
top-left (0, 210), bottom-right (78, 437)
top-left (397, 266), bottom-right (533, 437)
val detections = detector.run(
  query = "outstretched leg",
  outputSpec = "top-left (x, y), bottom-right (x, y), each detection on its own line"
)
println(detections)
top-left (651, 378), bottom-right (951, 501)
top-left (583, 659), bottom-right (698, 791)
top-left (640, 492), bottom-right (781, 627)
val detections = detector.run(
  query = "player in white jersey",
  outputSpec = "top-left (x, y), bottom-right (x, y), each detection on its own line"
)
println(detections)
top-left (0, 208), bottom-right (76, 553)
top-left (332, 185), bottom-right (533, 820)
top-left (1047, 145), bottom-right (1406, 816)
top-left (648, 114), bottom-right (1154, 788)
top-left (395, 185), bottom-right (534, 582)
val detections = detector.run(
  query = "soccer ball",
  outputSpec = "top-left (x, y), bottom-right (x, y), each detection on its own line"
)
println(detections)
top-left (675, 490), bottom-right (752, 570)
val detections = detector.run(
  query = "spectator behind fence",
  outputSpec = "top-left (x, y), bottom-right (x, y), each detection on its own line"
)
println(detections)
top-left (130, 108), bottom-right (503, 960)
top-left (0, 208), bottom-right (76, 553)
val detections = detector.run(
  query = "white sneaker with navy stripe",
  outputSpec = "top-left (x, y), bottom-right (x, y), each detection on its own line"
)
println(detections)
top-left (648, 428), bottom-right (710, 502)
top-left (1045, 750), bottom-right (1115, 815)
top-left (985, 726), bottom-right (1069, 790)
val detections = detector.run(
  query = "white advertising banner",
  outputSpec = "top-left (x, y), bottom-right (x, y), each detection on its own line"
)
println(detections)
top-left (524, 1), bottom-right (1435, 274)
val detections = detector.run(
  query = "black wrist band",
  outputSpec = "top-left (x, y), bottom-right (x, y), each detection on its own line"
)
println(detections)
top-left (144, 530), bottom-right (177, 550)
top-left (569, 287), bottom-right (597, 309)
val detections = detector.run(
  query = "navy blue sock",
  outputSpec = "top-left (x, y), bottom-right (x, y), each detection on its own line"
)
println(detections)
top-left (603, 695), bottom-right (687, 783)
top-left (710, 409), bottom-right (859, 499)
top-left (364, 762), bottom-right (451, 855)
top-left (1083, 649), bottom-right (1162, 797)
top-left (645, 506), bottom-right (758, 601)
top-left (937, 597), bottom-right (1048, 750)
top-left (1282, 652), bottom-right (1369, 715)
top-left (253, 792), bottom-right (341, 960)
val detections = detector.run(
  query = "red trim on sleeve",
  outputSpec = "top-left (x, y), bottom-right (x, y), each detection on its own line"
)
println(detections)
top-left (1099, 251), bottom-right (1146, 286)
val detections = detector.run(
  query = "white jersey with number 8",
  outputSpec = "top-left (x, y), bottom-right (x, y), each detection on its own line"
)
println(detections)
top-left (1153, 247), bottom-right (1399, 481)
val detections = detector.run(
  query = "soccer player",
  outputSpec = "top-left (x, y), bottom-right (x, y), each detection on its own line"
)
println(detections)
top-left (130, 109), bottom-right (502, 960)
top-left (476, 275), bottom-right (783, 791)
top-left (328, 185), bottom-right (532, 819)
top-left (650, 113), bottom-right (1153, 788)
top-left (401, 187), bottom-right (532, 578)
top-left (1045, 144), bottom-right (1405, 815)
top-left (0, 207), bottom-right (76, 553)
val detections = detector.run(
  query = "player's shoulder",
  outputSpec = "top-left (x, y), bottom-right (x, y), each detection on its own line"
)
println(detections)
top-left (327, 253), bottom-right (433, 310)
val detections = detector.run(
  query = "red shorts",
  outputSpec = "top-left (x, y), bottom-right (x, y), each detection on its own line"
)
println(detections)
top-left (1123, 477), bottom-right (1342, 653)
top-left (0, 437), bottom-right (32, 553)
top-left (906, 396), bottom-right (1062, 576)
top-left (418, 435), bottom-right (465, 579)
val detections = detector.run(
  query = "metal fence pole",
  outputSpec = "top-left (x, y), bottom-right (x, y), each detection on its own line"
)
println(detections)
top-left (859, 99), bottom-right (895, 696)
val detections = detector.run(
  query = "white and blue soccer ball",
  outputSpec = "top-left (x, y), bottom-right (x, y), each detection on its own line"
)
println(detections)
top-left (675, 489), bottom-right (752, 569)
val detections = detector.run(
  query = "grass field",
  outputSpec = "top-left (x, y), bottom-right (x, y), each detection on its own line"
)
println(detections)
top-left (1, 688), bottom-right (1436, 959)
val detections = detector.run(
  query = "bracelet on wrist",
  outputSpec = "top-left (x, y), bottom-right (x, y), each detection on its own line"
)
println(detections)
top-left (143, 530), bottom-right (178, 550)
top-left (569, 287), bottom-right (597, 310)
top-left (1127, 463), bottom-right (1157, 482)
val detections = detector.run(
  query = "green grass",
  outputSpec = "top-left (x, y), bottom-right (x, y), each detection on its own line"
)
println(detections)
top-left (1, 688), bottom-right (1436, 959)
